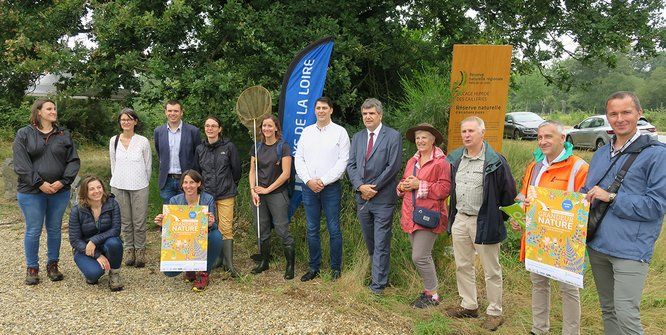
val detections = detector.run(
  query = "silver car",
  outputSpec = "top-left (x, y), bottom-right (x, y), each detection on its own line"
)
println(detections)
top-left (566, 115), bottom-right (658, 150)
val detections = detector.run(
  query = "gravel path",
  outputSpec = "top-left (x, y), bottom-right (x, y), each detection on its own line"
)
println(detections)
top-left (0, 224), bottom-right (411, 334)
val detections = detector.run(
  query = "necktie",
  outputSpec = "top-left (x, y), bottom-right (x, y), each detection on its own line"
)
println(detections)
top-left (365, 132), bottom-right (374, 161)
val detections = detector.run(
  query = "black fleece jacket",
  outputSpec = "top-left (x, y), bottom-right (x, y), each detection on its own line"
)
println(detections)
top-left (12, 125), bottom-right (80, 194)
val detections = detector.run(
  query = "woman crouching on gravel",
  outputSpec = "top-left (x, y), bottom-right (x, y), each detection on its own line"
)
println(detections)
top-left (68, 176), bottom-right (124, 291)
top-left (154, 170), bottom-right (223, 292)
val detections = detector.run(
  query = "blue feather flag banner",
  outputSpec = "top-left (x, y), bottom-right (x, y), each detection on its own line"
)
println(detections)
top-left (278, 36), bottom-right (334, 218)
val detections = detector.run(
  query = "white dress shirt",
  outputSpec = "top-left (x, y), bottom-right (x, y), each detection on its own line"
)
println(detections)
top-left (367, 123), bottom-right (382, 148)
top-left (295, 121), bottom-right (350, 186)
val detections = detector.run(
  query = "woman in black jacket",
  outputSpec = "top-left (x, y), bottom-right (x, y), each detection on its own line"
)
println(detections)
top-left (13, 99), bottom-right (80, 285)
top-left (68, 176), bottom-right (124, 291)
top-left (194, 116), bottom-right (242, 277)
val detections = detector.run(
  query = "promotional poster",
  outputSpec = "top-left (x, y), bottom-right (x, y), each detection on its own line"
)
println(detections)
top-left (160, 205), bottom-right (209, 272)
top-left (524, 186), bottom-right (590, 288)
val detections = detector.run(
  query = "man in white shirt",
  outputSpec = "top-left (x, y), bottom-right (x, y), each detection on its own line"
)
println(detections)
top-left (295, 97), bottom-right (350, 282)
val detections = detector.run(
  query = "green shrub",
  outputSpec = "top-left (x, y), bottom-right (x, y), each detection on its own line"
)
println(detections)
top-left (390, 70), bottom-right (454, 153)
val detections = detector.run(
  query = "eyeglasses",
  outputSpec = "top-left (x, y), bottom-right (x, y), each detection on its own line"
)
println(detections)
top-left (204, 124), bottom-right (220, 129)
top-left (120, 118), bottom-right (134, 123)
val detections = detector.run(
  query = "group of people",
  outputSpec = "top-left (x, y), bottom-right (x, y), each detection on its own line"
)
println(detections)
top-left (12, 91), bottom-right (665, 334)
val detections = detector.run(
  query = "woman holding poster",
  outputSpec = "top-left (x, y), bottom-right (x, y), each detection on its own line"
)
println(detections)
top-left (154, 170), bottom-right (223, 292)
top-left (68, 176), bottom-right (124, 291)
top-left (397, 124), bottom-right (451, 309)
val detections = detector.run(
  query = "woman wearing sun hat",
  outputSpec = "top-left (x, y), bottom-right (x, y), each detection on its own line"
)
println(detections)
top-left (397, 123), bottom-right (451, 309)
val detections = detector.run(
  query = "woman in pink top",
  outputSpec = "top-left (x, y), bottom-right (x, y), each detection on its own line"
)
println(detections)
top-left (397, 123), bottom-right (451, 309)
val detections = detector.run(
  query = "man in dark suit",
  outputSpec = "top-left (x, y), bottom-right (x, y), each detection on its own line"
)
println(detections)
top-left (154, 100), bottom-right (201, 203)
top-left (346, 98), bottom-right (402, 294)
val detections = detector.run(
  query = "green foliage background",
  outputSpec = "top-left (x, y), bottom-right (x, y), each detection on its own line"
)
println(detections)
top-left (1, 1), bottom-right (665, 144)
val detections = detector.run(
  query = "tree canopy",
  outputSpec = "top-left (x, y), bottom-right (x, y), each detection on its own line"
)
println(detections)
top-left (510, 52), bottom-right (666, 114)
top-left (1, 0), bottom-right (664, 135)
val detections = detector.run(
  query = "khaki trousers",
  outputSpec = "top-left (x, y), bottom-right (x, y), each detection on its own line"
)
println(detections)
top-left (215, 198), bottom-right (235, 240)
top-left (111, 186), bottom-right (149, 250)
top-left (530, 272), bottom-right (581, 335)
top-left (451, 212), bottom-right (502, 316)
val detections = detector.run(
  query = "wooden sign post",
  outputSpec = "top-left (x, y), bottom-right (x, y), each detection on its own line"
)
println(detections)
top-left (447, 45), bottom-right (512, 152)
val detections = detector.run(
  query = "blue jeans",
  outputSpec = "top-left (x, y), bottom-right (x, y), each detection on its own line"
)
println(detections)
top-left (17, 190), bottom-right (71, 268)
top-left (164, 229), bottom-right (223, 276)
top-left (160, 177), bottom-right (182, 203)
top-left (302, 181), bottom-right (342, 272)
top-left (73, 237), bottom-right (123, 282)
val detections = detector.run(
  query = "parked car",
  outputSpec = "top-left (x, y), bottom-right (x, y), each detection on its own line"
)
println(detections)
top-left (504, 112), bottom-right (545, 139)
top-left (566, 115), bottom-right (658, 150)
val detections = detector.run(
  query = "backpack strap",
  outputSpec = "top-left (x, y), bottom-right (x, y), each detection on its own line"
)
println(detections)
top-left (276, 140), bottom-right (284, 159)
top-left (114, 134), bottom-right (121, 154)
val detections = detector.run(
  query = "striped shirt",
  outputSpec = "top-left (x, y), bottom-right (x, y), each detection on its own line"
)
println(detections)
top-left (610, 131), bottom-right (641, 158)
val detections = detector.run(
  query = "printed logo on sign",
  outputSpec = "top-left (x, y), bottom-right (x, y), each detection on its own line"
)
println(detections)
top-left (561, 200), bottom-right (573, 211)
top-left (189, 211), bottom-right (197, 219)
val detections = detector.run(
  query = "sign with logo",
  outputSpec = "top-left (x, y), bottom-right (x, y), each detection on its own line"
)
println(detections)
top-left (524, 186), bottom-right (590, 288)
top-left (160, 205), bottom-right (209, 272)
top-left (447, 44), bottom-right (512, 152)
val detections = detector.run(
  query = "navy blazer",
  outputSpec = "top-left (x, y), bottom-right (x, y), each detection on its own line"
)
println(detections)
top-left (154, 122), bottom-right (202, 189)
top-left (346, 124), bottom-right (402, 205)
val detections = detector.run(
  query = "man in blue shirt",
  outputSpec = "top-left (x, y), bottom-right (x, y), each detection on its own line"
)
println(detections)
top-left (582, 91), bottom-right (666, 335)
top-left (154, 100), bottom-right (201, 202)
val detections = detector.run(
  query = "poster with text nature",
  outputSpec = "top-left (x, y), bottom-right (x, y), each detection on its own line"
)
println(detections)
top-left (525, 186), bottom-right (589, 288)
top-left (160, 205), bottom-right (208, 272)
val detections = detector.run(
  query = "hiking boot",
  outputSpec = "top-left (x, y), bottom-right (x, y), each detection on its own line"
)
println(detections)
top-left (134, 249), bottom-right (146, 268)
top-left (412, 292), bottom-right (440, 309)
top-left (284, 245), bottom-right (295, 280)
top-left (25, 267), bottom-right (39, 285)
top-left (86, 278), bottom-right (98, 285)
top-left (183, 271), bottom-right (196, 283)
top-left (300, 270), bottom-right (319, 282)
top-left (108, 269), bottom-right (124, 292)
top-left (124, 249), bottom-right (135, 267)
top-left (331, 270), bottom-right (341, 281)
top-left (445, 306), bottom-right (479, 318)
top-left (482, 315), bottom-right (504, 331)
top-left (251, 241), bottom-right (270, 275)
top-left (46, 260), bottom-right (64, 282)
top-left (192, 271), bottom-right (209, 292)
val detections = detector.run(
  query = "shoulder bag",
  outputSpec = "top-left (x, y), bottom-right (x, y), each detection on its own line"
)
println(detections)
top-left (411, 163), bottom-right (440, 229)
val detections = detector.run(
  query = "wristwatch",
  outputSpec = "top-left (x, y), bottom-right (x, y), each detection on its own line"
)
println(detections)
top-left (608, 192), bottom-right (617, 202)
